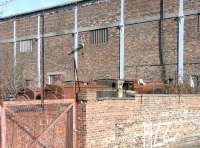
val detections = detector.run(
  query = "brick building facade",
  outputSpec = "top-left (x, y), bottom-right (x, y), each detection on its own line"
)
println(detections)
top-left (0, 0), bottom-right (199, 91)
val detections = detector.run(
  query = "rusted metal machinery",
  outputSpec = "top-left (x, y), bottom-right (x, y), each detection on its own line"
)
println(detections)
top-left (15, 81), bottom-right (110, 101)
top-left (14, 78), bottom-right (195, 99)
top-left (123, 79), bottom-right (169, 94)
top-left (44, 84), bottom-right (64, 99)
top-left (16, 85), bottom-right (64, 100)
top-left (16, 88), bottom-right (34, 100)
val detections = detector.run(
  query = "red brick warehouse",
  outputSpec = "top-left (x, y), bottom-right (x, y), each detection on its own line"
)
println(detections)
top-left (0, 0), bottom-right (199, 92)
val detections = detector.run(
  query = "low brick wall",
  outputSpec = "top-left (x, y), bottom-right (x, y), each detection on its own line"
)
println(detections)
top-left (77, 89), bottom-right (200, 148)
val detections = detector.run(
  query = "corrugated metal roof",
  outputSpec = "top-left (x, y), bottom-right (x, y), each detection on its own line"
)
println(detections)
top-left (0, 0), bottom-right (85, 20)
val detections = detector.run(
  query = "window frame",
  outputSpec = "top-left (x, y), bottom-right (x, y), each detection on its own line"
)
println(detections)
top-left (19, 39), bottom-right (33, 53)
top-left (47, 72), bottom-right (65, 85)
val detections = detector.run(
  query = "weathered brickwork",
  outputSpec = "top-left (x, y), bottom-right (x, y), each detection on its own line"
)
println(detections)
top-left (0, 0), bottom-right (199, 90)
top-left (16, 40), bottom-right (38, 82)
top-left (44, 9), bottom-right (74, 34)
top-left (44, 35), bottom-right (74, 81)
top-left (184, 0), bottom-right (200, 12)
top-left (79, 0), bottom-right (120, 28)
top-left (78, 27), bottom-right (120, 81)
top-left (77, 89), bottom-right (200, 148)
top-left (15, 16), bottom-right (38, 38)
top-left (0, 20), bottom-right (13, 40)
top-left (125, 0), bottom-right (179, 20)
top-left (0, 43), bottom-right (13, 93)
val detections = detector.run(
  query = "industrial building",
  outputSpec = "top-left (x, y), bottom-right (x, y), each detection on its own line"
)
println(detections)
top-left (0, 0), bottom-right (199, 91)
top-left (0, 0), bottom-right (200, 147)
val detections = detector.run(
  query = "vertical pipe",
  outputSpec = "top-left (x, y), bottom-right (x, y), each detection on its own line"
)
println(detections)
top-left (159, 0), bottom-right (166, 81)
top-left (37, 15), bottom-right (41, 88)
top-left (74, 6), bottom-right (78, 69)
top-left (120, 0), bottom-right (125, 80)
top-left (197, 13), bottom-right (200, 32)
top-left (178, 0), bottom-right (184, 84)
top-left (1, 107), bottom-right (6, 148)
top-left (198, 14), bottom-right (200, 32)
top-left (13, 20), bottom-right (16, 86)
top-left (41, 14), bottom-right (45, 106)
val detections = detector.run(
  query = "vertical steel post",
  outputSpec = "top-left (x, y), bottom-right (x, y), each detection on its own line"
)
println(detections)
top-left (120, 0), bottom-right (125, 80)
top-left (13, 20), bottom-right (16, 85)
top-left (74, 5), bottom-right (78, 69)
top-left (178, 0), bottom-right (184, 84)
top-left (37, 15), bottom-right (41, 87)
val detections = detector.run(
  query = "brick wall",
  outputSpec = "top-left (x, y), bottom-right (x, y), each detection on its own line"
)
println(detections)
top-left (78, 27), bottom-right (119, 81)
top-left (44, 35), bottom-right (74, 81)
top-left (15, 16), bottom-right (38, 38)
top-left (77, 89), bottom-right (200, 148)
top-left (0, 0), bottom-right (200, 90)
top-left (0, 20), bottom-right (13, 40)
top-left (0, 42), bottom-right (13, 94)
top-left (79, 0), bottom-right (120, 28)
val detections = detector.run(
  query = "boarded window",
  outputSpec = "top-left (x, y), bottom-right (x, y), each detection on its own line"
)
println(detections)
top-left (19, 40), bottom-right (33, 53)
top-left (90, 28), bottom-right (108, 45)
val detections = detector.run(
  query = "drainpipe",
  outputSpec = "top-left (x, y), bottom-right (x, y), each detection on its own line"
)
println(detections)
top-left (178, 0), bottom-right (184, 84)
top-left (119, 0), bottom-right (125, 80)
top-left (13, 20), bottom-right (16, 86)
top-left (37, 15), bottom-right (41, 88)
top-left (159, 0), bottom-right (166, 81)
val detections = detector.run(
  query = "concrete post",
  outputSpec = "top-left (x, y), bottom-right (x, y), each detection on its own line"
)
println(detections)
top-left (37, 15), bottom-right (41, 87)
top-left (178, 0), bottom-right (184, 84)
top-left (13, 20), bottom-right (16, 85)
top-left (120, 0), bottom-right (125, 80)
top-left (117, 80), bottom-right (124, 98)
top-left (73, 5), bottom-right (78, 69)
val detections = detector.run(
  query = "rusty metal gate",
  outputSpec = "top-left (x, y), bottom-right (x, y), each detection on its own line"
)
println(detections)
top-left (0, 99), bottom-right (73, 148)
